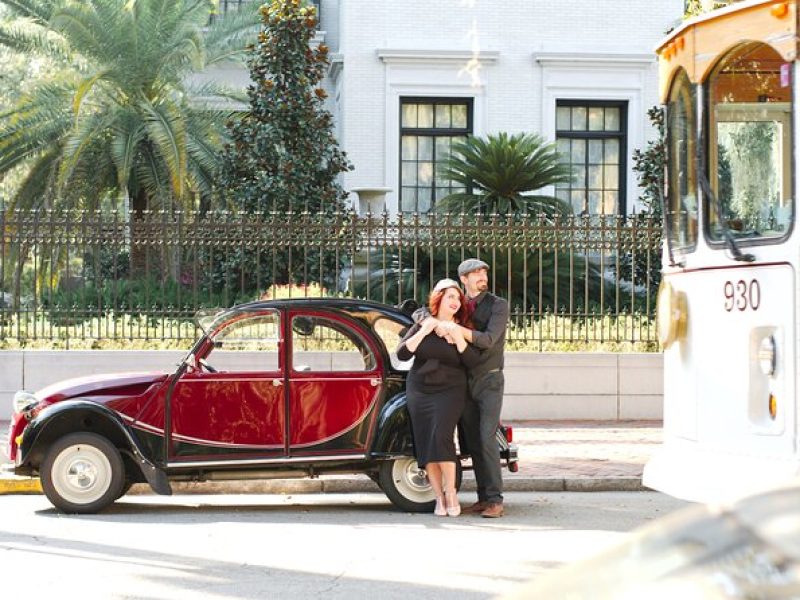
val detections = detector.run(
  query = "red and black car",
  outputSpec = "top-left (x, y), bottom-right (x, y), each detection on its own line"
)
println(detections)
top-left (6, 298), bottom-right (518, 513)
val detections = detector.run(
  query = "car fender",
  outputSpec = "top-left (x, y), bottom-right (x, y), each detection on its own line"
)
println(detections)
top-left (18, 400), bottom-right (171, 495)
top-left (370, 392), bottom-right (415, 456)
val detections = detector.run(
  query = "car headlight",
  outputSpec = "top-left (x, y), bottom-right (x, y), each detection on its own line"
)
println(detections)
top-left (12, 391), bottom-right (37, 415)
top-left (657, 281), bottom-right (688, 349)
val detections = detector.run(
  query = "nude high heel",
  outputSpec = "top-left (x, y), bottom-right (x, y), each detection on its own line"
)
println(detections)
top-left (445, 490), bottom-right (460, 517)
top-left (434, 495), bottom-right (447, 516)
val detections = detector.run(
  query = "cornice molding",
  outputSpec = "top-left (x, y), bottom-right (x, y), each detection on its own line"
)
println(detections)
top-left (328, 52), bottom-right (343, 79)
top-left (377, 49), bottom-right (499, 65)
top-left (534, 51), bottom-right (654, 69)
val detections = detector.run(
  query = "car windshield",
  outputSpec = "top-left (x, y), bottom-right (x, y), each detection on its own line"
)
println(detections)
top-left (195, 308), bottom-right (226, 336)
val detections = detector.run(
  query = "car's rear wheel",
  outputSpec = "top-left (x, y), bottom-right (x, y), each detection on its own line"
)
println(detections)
top-left (40, 433), bottom-right (125, 514)
top-left (378, 457), bottom-right (462, 513)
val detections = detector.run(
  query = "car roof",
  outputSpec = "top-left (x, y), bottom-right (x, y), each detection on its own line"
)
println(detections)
top-left (222, 297), bottom-right (414, 325)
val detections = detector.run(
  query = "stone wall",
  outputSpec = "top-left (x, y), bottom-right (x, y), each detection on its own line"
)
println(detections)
top-left (0, 350), bottom-right (662, 421)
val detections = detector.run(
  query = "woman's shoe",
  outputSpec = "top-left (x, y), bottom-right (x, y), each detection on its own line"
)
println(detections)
top-left (445, 490), bottom-right (460, 517)
top-left (434, 496), bottom-right (447, 516)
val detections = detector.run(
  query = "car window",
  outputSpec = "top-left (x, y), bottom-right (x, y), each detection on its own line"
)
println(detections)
top-left (206, 313), bottom-right (280, 372)
top-left (373, 317), bottom-right (413, 371)
top-left (291, 315), bottom-right (376, 372)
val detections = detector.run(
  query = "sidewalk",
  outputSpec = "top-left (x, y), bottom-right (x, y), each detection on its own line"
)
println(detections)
top-left (0, 420), bottom-right (662, 495)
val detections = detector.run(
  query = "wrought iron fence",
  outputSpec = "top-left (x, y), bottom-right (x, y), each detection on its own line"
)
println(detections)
top-left (0, 209), bottom-right (662, 349)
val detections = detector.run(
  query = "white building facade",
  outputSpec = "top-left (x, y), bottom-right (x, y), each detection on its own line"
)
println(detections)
top-left (314, 0), bottom-right (683, 216)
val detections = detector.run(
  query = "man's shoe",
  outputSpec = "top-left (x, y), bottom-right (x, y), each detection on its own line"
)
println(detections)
top-left (462, 501), bottom-right (489, 515)
top-left (481, 502), bottom-right (504, 518)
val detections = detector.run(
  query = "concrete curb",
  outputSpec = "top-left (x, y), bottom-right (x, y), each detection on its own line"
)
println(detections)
top-left (0, 475), bottom-right (42, 495)
top-left (0, 474), bottom-right (645, 496)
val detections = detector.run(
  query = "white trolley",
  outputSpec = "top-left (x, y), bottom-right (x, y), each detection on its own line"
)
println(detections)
top-left (644, 0), bottom-right (800, 502)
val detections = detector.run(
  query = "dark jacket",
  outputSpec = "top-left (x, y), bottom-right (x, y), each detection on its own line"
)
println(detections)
top-left (468, 291), bottom-right (508, 378)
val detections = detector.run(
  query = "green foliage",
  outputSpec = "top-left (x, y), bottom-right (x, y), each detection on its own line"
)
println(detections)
top-left (436, 132), bottom-right (573, 216)
top-left (0, 0), bottom-right (259, 213)
top-left (217, 0), bottom-right (352, 213)
top-left (0, 310), bottom-right (657, 352)
top-left (213, 1), bottom-right (352, 291)
top-left (614, 106), bottom-right (664, 296)
top-left (43, 277), bottom-right (254, 315)
top-left (632, 106), bottom-right (666, 217)
top-left (684, 0), bottom-right (734, 18)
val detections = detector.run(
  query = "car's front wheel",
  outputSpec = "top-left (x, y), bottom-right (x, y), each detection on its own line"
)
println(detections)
top-left (40, 433), bottom-right (125, 514)
top-left (378, 457), bottom-right (462, 513)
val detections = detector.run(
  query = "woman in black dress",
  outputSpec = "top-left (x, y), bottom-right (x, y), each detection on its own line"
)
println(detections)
top-left (397, 279), bottom-right (481, 516)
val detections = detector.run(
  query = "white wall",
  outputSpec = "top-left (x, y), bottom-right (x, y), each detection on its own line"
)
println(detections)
top-left (330, 0), bottom-right (683, 214)
top-left (0, 350), bottom-right (663, 421)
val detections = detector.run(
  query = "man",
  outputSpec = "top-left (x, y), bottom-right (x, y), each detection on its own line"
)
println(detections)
top-left (442, 258), bottom-right (509, 518)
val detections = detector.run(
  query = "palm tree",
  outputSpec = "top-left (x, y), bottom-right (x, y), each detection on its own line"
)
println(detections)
top-left (0, 0), bottom-right (258, 215)
top-left (436, 131), bottom-right (573, 216)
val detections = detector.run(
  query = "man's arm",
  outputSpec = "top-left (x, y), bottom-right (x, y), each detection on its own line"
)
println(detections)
top-left (462, 298), bottom-right (509, 349)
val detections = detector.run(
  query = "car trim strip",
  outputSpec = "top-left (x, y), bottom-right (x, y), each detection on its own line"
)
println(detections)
top-left (165, 453), bottom-right (369, 469)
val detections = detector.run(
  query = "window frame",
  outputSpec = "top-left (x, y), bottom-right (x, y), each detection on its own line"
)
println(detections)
top-left (289, 312), bottom-right (379, 374)
top-left (702, 42), bottom-right (795, 249)
top-left (555, 99), bottom-right (628, 216)
top-left (666, 68), bottom-right (699, 256)
top-left (398, 97), bottom-right (474, 214)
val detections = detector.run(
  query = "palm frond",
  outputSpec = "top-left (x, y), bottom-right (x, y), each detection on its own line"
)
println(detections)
top-left (109, 115), bottom-right (146, 191)
top-left (0, 19), bottom-right (70, 60)
top-left (0, 0), bottom-right (59, 23)
top-left (437, 132), bottom-right (573, 216)
top-left (139, 97), bottom-right (188, 199)
top-left (5, 145), bottom-right (60, 210)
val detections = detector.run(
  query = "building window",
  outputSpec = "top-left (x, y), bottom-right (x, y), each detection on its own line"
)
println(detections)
top-left (400, 98), bottom-right (472, 213)
top-left (555, 101), bottom-right (627, 215)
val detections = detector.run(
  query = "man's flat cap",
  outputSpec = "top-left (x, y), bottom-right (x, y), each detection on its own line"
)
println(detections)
top-left (457, 258), bottom-right (489, 277)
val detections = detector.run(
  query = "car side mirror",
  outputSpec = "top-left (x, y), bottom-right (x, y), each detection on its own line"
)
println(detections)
top-left (292, 317), bottom-right (316, 337)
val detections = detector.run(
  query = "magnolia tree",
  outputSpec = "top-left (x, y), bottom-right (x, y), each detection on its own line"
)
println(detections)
top-left (213, 0), bottom-right (352, 295)
top-left (218, 0), bottom-right (351, 213)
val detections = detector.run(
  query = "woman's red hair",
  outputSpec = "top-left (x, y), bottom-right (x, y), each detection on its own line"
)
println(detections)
top-left (428, 285), bottom-right (471, 325)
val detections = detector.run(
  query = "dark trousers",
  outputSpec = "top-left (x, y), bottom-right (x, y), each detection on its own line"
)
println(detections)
top-left (461, 371), bottom-right (504, 504)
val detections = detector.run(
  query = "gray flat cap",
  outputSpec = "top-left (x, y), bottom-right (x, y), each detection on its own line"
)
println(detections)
top-left (457, 258), bottom-right (489, 277)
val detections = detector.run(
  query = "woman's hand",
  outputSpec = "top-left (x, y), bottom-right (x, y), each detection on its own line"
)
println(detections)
top-left (420, 316), bottom-right (440, 335)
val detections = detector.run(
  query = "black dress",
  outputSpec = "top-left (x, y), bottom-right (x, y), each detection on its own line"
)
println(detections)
top-left (397, 323), bottom-right (482, 468)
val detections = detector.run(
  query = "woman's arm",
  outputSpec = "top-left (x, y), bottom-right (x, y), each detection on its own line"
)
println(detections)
top-left (396, 317), bottom-right (439, 360)
top-left (442, 322), bottom-right (483, 369)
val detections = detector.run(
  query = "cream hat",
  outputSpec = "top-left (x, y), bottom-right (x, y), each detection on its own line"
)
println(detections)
top-left (432, 278), bottom-right (461, 293)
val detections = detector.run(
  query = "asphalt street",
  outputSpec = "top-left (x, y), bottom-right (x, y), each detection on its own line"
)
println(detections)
top-left (0, 490), bottom-right (689, 599)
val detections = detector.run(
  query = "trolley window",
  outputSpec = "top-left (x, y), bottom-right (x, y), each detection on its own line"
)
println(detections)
top-left (667, 69), bottom-right (698, 253)
top-left (706, 42), bottom-right (793, 243)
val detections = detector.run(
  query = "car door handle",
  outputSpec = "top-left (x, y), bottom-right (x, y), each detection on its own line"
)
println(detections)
top-left (272, 379), bottom-right (283, 387)
top-left (370, 378), bottom-right (382, 387)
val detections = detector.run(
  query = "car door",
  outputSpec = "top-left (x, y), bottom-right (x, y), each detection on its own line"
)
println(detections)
top-left (169, 310), bottom-right (286, 460)
top-left (287, 310), bottom-right (384, 455)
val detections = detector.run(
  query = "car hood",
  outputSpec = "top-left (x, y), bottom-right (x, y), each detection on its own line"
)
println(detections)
top-left (35, 372), bottom-right (169, 404)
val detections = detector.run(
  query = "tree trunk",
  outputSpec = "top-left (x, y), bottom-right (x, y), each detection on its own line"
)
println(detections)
top-left (129, 188), bottom-right (149, 278)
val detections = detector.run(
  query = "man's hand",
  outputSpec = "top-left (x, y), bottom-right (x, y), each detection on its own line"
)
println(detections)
top-left (435, 321), bottom-right (456, 337)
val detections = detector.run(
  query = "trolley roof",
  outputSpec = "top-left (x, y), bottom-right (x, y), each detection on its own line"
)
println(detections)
top-left (657, 0), bottom-right (798, 101)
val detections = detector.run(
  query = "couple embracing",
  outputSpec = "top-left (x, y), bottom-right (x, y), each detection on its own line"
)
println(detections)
top-left (397, 258), bottom-right (508, 518)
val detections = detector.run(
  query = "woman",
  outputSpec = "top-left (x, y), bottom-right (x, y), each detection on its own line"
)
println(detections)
top-left (397, 278), bottom-right (481, 516)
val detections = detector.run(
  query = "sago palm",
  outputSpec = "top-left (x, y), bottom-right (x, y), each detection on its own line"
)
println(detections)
top-left (0, 0), bottom-right (259, 214)
top-left (437, 132), bottom-right (574, 216)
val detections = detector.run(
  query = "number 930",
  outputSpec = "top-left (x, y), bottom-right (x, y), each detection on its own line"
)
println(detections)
top-left (724, 279), bottom-right (760, 312)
